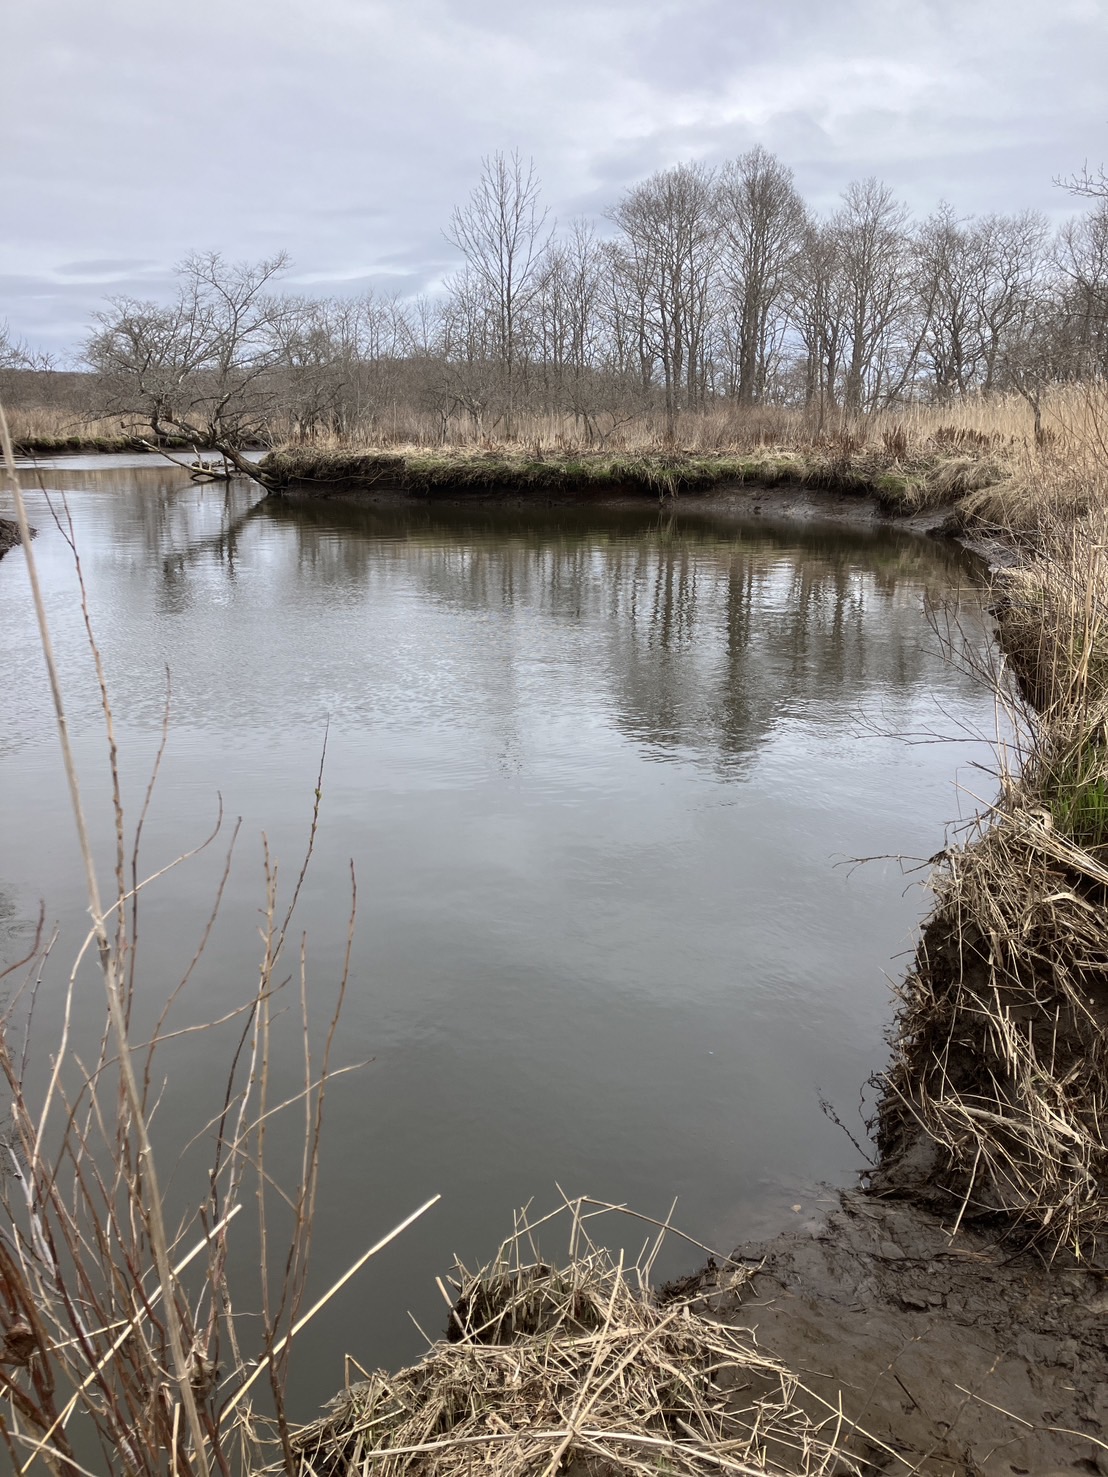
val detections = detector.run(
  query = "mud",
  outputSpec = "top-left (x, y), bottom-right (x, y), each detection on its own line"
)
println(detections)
top-left (673, 1190), bottom-right (1108, 1475)
top-left (0, 516), bottom-right (24, 559)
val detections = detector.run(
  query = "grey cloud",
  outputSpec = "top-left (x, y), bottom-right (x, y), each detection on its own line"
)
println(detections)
top-left (54, 259), bottom-right (159, 278)
top-left (2, 0), bottom-right (1106, 351)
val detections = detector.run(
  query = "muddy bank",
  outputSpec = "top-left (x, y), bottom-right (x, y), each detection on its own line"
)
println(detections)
top-left (0, 516), bottom-right (26, 559)
top-left (273, 472), bottom-right (929, 520)
top-left (677, 1188), bottom-right (1108, 1474)
top-left (302, 1188), bottom-right (1108, 1476)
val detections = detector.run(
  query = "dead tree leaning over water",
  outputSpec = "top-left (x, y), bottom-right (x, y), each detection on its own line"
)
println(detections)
top-left (85, 251), bottom-right (290, 486)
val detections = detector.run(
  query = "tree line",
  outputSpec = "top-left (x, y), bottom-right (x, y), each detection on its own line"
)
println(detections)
top-left (22, 149), bottom-right (1108, 449)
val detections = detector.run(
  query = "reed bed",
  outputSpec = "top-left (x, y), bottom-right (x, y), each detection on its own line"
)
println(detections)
top-left (879, 499), bottom-right (1108, 1258)
top-left (10, 383), bottom-right (1103, 460)
top-left (292, 1199), bottom-right (870, 1477)
top-left (259, 386), bottom-right (1091, 456)
top-left (6, 403), bottom-right (143, 452)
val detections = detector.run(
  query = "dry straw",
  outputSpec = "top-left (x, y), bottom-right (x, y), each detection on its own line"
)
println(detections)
top-left (292, 1196), bottom-right (877, 1477)
top-left (880, 486), bottom-right (1108, 1259)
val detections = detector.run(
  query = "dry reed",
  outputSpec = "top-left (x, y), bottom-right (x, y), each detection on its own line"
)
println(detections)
top-left (7, 403), bottom-right (142, 452)
top-left (879, 484), bottom-right (1108, 1258)
top-left (292, 1197), bottom-right (873, 1477)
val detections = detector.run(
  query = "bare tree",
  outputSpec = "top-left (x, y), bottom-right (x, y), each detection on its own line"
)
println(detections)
top-left (0, 322), bottom-right (54, 372)
top-left (1054, 201), bottom-right (1108, 378)
top-left (61, 153), bottom-right (1108, 449)
top-left (437, 266), bottom-right (503, 439)
top-left (271, 295), bottom-right (361, 439)
top-left (972, 212), bottom-right (1049, 393)
top-left (610, 163), bottom-right (719, 439)
top-left (0, 323), bottom-right (57, 419)
top-left (716, 148), bottom-right (806, 405)
top-left (789, 221), bottom-right (849, 422)
top-left (833, 179), bottom-right (914, 414)
top-left (445, 151), bottom-right (551, 437)
top-left (86, 251), bottom-right (289, 479)
top-left (914, 204), bottom-right (986, 401)
top-left (1056, 161), bottom-right (1108, 200)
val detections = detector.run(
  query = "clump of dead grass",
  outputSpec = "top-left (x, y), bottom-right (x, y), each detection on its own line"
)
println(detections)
top-left (292, 1199), bottom-right (871, 1477)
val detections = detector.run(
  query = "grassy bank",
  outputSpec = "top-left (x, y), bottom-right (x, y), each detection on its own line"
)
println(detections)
top-left (260, 387), bottom-right (1108, 528)
top-left (259, 441), bottom-right (1018, 515)
top-left (5, 404), bottom-right (226, 456)
top-left (5, 404), bottom-right (144, 454)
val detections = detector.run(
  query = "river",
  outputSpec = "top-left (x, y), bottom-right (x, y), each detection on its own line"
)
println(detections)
top-left (0, 461), bottom-right (998, 1418)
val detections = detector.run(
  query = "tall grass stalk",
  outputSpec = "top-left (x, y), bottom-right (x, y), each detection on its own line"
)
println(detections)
top-left (0, 401), bottom-right (438, 1472)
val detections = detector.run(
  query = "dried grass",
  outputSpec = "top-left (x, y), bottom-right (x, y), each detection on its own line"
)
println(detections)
top-left (291, 1199), bottom-right (872, 1477)
top-left (6, 403), bottom-right (141, 451)
top-left (879, 504), bottom-right (1108, 1259)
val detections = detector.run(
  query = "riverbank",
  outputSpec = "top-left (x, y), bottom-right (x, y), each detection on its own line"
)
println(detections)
top-left (298, 1190), bottom-right (1108, 1475)
top-left (259, 443), bottom-right (1019, 516)
top-left (4, 440), bottom-right (1104, 1470)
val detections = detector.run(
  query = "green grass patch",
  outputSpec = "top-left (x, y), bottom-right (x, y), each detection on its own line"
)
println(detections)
top-left (1042, 747), bottom-right (1108, 853)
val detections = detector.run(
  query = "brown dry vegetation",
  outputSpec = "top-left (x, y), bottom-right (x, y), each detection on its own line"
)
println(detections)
top-left (293, 1199), bottom-right (875, 1477)
top-left (12, 381), bottom-right (1108, 531)
top-left (870, 382), bottom-right (1108, 1263)
top-left (878, 496), bottom-right (1108, 1259)
top-left (257, 384), bottom-right (1108, 530)
top-left (7, 403), bottom-right (147, 453)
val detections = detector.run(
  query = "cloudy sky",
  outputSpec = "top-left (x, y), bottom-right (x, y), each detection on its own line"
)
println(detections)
top-left (4, 0), bottom-right (1106, 360)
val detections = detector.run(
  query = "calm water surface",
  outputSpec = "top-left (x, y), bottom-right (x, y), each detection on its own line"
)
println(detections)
top-left (0, 464), bottom-right (996, 1414)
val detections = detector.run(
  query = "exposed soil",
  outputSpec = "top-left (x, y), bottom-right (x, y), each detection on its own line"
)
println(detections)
top-left (673, 1189), bottom-right (1108, 1475)
top-left (277, 478), bottom-right (913, 519)
top-left (0, 516), bottom-right (24, 559)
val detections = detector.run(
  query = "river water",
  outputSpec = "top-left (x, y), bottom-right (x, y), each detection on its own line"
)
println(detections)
top-left (0, 462), bottom-right (997, 1416)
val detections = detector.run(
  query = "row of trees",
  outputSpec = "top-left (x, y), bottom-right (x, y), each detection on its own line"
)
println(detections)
top-left (81, 150), bottom-right (1108, 449)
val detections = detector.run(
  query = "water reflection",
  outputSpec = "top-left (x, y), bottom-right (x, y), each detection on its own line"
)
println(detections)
top-left (247, 496), bottom-right (978, 772)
